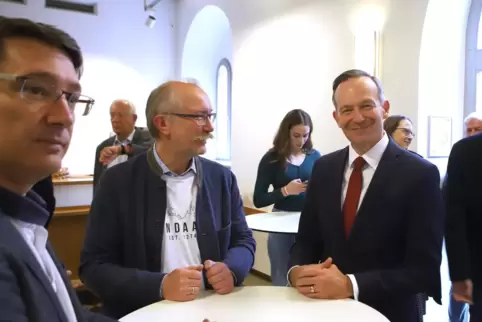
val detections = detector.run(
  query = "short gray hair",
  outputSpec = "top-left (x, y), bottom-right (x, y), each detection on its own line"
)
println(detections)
top-left (145, 82), bottom-right (181, 138)
top-left (111, 99), bottom-right (136, 115)
top-left (464, 112), bottom-right (482, 125)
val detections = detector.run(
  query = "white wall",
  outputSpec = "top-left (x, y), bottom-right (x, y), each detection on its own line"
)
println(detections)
top-left (0, 0), bottom-right (176, 175)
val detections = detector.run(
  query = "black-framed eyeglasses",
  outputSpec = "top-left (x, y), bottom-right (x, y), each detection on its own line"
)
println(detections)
top-left (166, 112), bottom-right (216, 126)
top-left (396, 127), bottom-right (415, 137)
top-left (0, 73), bottom-right (95, 116)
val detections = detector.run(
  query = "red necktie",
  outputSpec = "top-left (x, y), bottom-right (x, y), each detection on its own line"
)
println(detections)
top-left (343, 156), bottom-right (366, 238)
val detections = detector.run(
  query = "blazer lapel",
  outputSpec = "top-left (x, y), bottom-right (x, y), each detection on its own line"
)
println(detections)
top-left (349, 140), bottom-right (401, 241)
top-left (0, 215), bottom-right (68, 321)
top-left (329, 148), bottom-right (350, 246)
top-left (144, 163), bottom-right (166, 272)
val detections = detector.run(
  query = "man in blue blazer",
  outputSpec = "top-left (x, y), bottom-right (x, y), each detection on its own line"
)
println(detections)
top-left (0, 16), bottom-right (115, 321)
top-left (288, 69), bottom-right (444, 322)
top-left (80, 81), bottom-right (256, 319)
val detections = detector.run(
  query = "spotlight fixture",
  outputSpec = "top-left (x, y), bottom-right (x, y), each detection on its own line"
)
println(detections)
top-left (144, 0), bottom-right (163, 28)
top-left (145, 9), bottom-right (156, 28)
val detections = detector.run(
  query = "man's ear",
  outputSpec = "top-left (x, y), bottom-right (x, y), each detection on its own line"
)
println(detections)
top-left (382, 100), bottom-right (390, 119)
top-left (153, 114), bottom-right (169, 136)
top-left (332, 110), bottom-right (342, 128)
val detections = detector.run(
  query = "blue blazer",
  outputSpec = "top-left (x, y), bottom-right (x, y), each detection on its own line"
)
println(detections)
top-left (289, 140), bottom-right (444, 322)
top-left (0, 212), bottom-right (114, 322)
top-left (80, 148), bottom-right (256, 319)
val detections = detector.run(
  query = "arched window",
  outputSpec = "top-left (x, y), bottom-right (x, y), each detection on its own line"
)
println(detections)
top-left (465, 0), bottom-right (482, 118)
top-left (215, 58), bottom-right (232, 162)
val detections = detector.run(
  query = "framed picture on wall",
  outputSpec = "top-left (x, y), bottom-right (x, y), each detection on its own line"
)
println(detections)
top-left (427, 116), bottom-right (452, 158)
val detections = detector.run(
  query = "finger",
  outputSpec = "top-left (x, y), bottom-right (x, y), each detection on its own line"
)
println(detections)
top-left (187, 264), bottom-right (204, 271)
top-left (297, 285), bottom-right (317, 295)
top-left (208, 272), bottom-right (226, 286)
top-left (204, 260), bottom-right (215, 269)
top-left (296, 277), bottom-right (319, 287)
top-left (297, 267), bottom-right (324, 278)
top-left (319, 257), bottom-right (333, 269)
top-left (205, 263), bottom-right (224, 278)
top-left (184, 270), bottom-right (202, 280)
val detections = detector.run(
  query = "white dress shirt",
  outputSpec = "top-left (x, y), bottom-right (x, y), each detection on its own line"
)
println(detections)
top-left (107, 129), bottom-right (136, 168)
top-left (10, 219), bottom-right (77, 322)
top-left (344, 133), bottom-right (389, 300)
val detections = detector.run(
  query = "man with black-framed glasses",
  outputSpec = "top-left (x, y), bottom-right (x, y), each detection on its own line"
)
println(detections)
top-left (0, 16), bottom-right (116, 322)
top-left (80, 81), bottom-right (256, 319)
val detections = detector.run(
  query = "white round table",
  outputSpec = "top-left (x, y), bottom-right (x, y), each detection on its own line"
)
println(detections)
top-left (245, 211), bottom-right (300, 234)
top-left (120, 286), bottom-right (389, 322)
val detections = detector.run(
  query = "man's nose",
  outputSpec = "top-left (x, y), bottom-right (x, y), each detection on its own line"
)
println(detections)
top-left (352, 108), bottom-right (365, 123)
top-left (47, 98), bottom-right (74, 126)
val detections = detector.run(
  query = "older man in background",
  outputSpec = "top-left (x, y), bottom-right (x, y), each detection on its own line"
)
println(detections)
top-left (80, 81), bottom-right (256, 319)
top-left (93, 99), bottom-right (152, 191)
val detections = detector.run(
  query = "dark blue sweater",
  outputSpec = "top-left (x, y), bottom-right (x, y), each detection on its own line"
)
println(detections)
top-left (253, 149), bottom-right (321, 211)
top-left (80, 149), bottom-right (256, 318)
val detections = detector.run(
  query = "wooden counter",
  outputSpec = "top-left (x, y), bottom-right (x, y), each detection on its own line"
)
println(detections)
top-left (49, 177), bottom-right (93, 279)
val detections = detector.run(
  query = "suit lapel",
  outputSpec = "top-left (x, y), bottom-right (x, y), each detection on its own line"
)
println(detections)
top-left (145, 163), bottom-right (166, 272)
top-left (329, 148), bottom-right (350, 246)
top-left (349, 140), bottom-right (401, 241)
top-left (0, 215), bottom-right (68, 321)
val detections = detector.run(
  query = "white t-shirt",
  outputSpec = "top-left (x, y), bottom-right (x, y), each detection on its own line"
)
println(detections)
top-left (160, 173), bottom-right (204, 289)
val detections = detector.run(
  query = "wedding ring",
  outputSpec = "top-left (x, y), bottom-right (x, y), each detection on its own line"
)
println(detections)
top-left (310, 285), bottom-right (315, 293)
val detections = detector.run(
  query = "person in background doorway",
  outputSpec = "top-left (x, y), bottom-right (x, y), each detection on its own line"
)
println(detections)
top-left (93, 99), bottom-right (152, 193)
top-left (253, 109), bottom-right (321, 286)
top-left (383, 115), bottom-right (421, 156)
top-left (464, 112), bottom-right (482, 137)
top-left (444, 111), bottom-right (482, 322)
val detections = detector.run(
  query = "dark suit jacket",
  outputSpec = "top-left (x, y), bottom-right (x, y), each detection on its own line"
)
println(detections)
top-left (80, 148), bottom-right (256, 319)
top-left (0, 213), bottom-right (115, 322)
top-left (93, 127), bottom-right (153, 193)
top-left (445, 133), bottom-right (482, 302)
top-left (289, 140), bottom-right (444, 322)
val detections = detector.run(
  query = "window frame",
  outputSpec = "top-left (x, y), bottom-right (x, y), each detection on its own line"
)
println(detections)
top-left (465, 0), bottom-right (482, 119)
top-left (214, 58), bottom-right (232, 162)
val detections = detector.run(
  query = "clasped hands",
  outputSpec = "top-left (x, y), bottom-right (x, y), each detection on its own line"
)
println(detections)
top-left (289, 257), bottom-right (354, 299)
top-left (162, 260), bottom-right (234, 302)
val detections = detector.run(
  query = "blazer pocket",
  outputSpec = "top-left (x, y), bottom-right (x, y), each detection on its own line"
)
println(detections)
top-left (217, 223), bottom-right (232, 259)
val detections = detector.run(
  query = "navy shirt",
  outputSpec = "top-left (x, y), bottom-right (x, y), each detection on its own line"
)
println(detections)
top-left (253, 149), bottom-right (321, 212)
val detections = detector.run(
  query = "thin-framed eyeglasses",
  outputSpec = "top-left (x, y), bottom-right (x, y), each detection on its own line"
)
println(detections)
top-left (0, 73), bottom-right (95, 116)
top-left (396, 127), bottom-right (415, 137)
top-left (165, 112), bottom-right (217, 126)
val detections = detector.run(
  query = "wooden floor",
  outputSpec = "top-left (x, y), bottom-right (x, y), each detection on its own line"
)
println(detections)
top-left (244, 273), bottom-right (271, 286)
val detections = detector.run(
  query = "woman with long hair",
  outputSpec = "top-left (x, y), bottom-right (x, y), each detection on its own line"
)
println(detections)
top-left (253, 109), bottom-right (321, 286)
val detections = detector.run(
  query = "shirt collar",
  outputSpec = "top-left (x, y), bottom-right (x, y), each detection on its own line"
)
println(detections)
top-left (0, 186), bottom-right (49, 226)
top-left (153, 142), bottom-right (196, 177)
top-left (348, 132), bottom-right (389, 169)
top-left (114, 128), bottom-right (136, 145)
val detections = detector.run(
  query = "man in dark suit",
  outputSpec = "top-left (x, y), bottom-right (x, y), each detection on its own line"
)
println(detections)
top-left (0, 16), bottom-right (115, 321)
top-left (445, 132), bottom-right (482, 321)
top-left (93, 99), bottom-right (153, 192)
top-left (80, 81), bottom-right (256, 319)
top-left (288, 69), bottom-right (444, 322)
